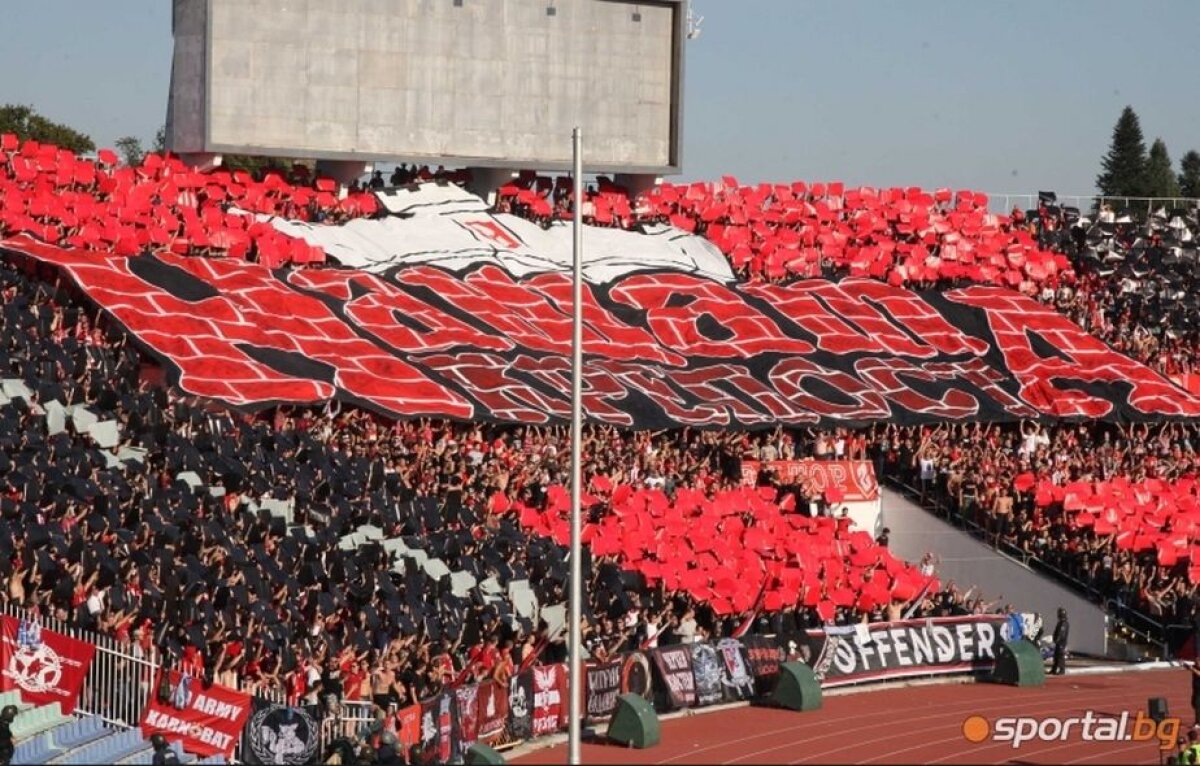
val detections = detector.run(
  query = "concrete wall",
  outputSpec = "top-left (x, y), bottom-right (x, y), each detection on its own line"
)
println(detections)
top-left (166, 0), bottom-right (209, 154)
top-left (171, 0), bottom-right (682, 173)
top-left (882, 488), bottom-right (1109, 658)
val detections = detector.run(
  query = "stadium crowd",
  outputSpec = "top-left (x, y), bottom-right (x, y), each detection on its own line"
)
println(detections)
top-left (875, 420), bottom-right (1200, 637)
top-left (3, 135), bottom-right (1200, 714)
top-left (494, 172), bottom-right (1200, 384)
top-left (1028, 200), bottom-right (1200, 380)
top-left (0, 255), bottom-right (986, 715)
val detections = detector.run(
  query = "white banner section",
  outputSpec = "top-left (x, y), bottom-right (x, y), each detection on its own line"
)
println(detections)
top-left (263, 183), bottom-right (735, 284)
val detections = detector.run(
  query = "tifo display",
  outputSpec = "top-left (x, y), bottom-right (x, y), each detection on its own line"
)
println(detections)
top-left (5, 236), bottom-right (1195, 427)
top-left (1, 126), bottom-right (1198, 764)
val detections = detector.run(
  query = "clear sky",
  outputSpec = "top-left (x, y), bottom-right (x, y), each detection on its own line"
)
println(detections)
top-left (2, 0), bottom-right (1197, 197)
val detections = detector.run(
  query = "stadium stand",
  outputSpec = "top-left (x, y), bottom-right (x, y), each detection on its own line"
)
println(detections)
top-left (3, 131), bottom-right (1200, 759)
top-left (877, 419), bottom-right (1200, 647)
top-left (495, 174), bottom-right (1074, 290)
top-left (8, 717), bottom-right (220, 765)
top-left (0, 134), bottom-right (377, 266)
top-left (1025, 197), bottom-right (1200, 384)
top-left (0, 240), bottom-right (946, 690)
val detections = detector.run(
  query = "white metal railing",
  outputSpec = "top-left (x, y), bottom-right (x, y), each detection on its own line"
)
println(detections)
top-left (320, 699), bottom-right (377, 751)
top-left (0, 603), bottom-right (160, 729)
top-left (0, 603), bottom-right (371, 764)
top-left (984, 193), bottom-right (1200, 216)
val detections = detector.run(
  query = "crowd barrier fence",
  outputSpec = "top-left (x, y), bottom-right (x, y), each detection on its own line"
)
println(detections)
top-left (0, 602), bottom-right (159, 728)
top-left (983, 193), bottom-right (1199, 216)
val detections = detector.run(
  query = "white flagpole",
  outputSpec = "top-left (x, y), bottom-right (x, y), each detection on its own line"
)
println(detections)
top-left (568, 126), bottom-right (585, 765)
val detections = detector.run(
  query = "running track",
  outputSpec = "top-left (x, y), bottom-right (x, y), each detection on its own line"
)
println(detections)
top-left (511, 669), bottom-right (1189, 765)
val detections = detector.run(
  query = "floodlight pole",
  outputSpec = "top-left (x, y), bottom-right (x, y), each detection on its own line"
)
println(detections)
top-left (568, 126), bottom-right (585, 766)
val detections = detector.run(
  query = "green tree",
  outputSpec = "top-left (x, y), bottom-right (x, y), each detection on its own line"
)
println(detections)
top-left (1180, 150), bottom-right (1200, 199)
top-left (0, 103), bottom-right (95, 154)
top-left (1144, 138), bottom-right (1181, 199)
top-left (1096, 106), bottom-right (1148, 198)
top-left (152, 126), bottom-right (167, 154)
top-left (114, 136), bottom-right (145, 167)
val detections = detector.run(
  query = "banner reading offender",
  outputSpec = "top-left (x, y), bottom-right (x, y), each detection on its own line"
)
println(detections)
top-left (788, 614), bottom-right (1007, 688)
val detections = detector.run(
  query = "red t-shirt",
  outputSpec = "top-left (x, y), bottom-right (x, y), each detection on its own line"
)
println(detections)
top-left (181, 647), bottom-right (205, 676)
top-left (288, 669), bottom-right (306, 701)
top-left (467, 644), bottom-right (499, 673)
top-left (343, 670), bottom-right (366, 700)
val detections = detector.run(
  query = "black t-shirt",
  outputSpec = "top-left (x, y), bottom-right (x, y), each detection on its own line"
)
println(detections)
top-left (1053, 619), bottom-right (1069, 646)
top-left (1191, 669), bottom-right (1200, 697)
top-left (543, 640), bottom-right (567, 664)
top-left (322, 670), bottom-right (343, 698)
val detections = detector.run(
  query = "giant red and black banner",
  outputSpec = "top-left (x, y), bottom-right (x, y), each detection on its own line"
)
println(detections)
top-left (9, 237), bottom-right (1200, 428)
top-left (0, 617), bottom-right (95, 714)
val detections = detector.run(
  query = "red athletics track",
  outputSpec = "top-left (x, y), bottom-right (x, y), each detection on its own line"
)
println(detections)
top-left (512, 669), bottom-right (1190, 765)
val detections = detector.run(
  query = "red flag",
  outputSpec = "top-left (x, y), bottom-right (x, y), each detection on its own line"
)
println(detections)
top-left (0, 617), bottom-right (95, 714)
top-left (638, 620), bottom-right (667, 652)
top-left (139, 669), bottom-right (251, 758)
top-left (449, 663), bottom-right (477, 689)
top-left (475, 680), bottom-right (509, 743)
top-left (731, 577), bottom-right (771, 639)
top-left (394, 703), bottom-right (422, 750)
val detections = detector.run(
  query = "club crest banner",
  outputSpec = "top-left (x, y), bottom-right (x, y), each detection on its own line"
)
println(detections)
top-left (242, 699), bottom-right (319, 766)
top-left (716, 639), bottom-right (756, 701)
top-left (0, 617), bottom-right (95, 715)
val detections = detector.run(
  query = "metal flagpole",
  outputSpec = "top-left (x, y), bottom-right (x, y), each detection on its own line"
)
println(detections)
top-left (568, 126), bottom-right (584, 765)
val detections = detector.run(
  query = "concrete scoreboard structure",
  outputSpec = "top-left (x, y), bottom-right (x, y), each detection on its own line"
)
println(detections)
top-left (167, 0), bottom-right (686, 180)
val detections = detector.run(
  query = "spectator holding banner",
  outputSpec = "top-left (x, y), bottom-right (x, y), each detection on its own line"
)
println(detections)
top-left (677, 607), bottom-right (699, 644)
top-left (1004, 608), bottom-right (1024, 643)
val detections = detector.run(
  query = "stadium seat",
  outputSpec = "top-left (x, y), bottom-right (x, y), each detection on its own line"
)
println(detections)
top-left (11, 703), bottom-right (70, 742)
top-left (55, 728), bottom-right (144, 766)
top-left (12, 716), bottom-right (109, 764)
